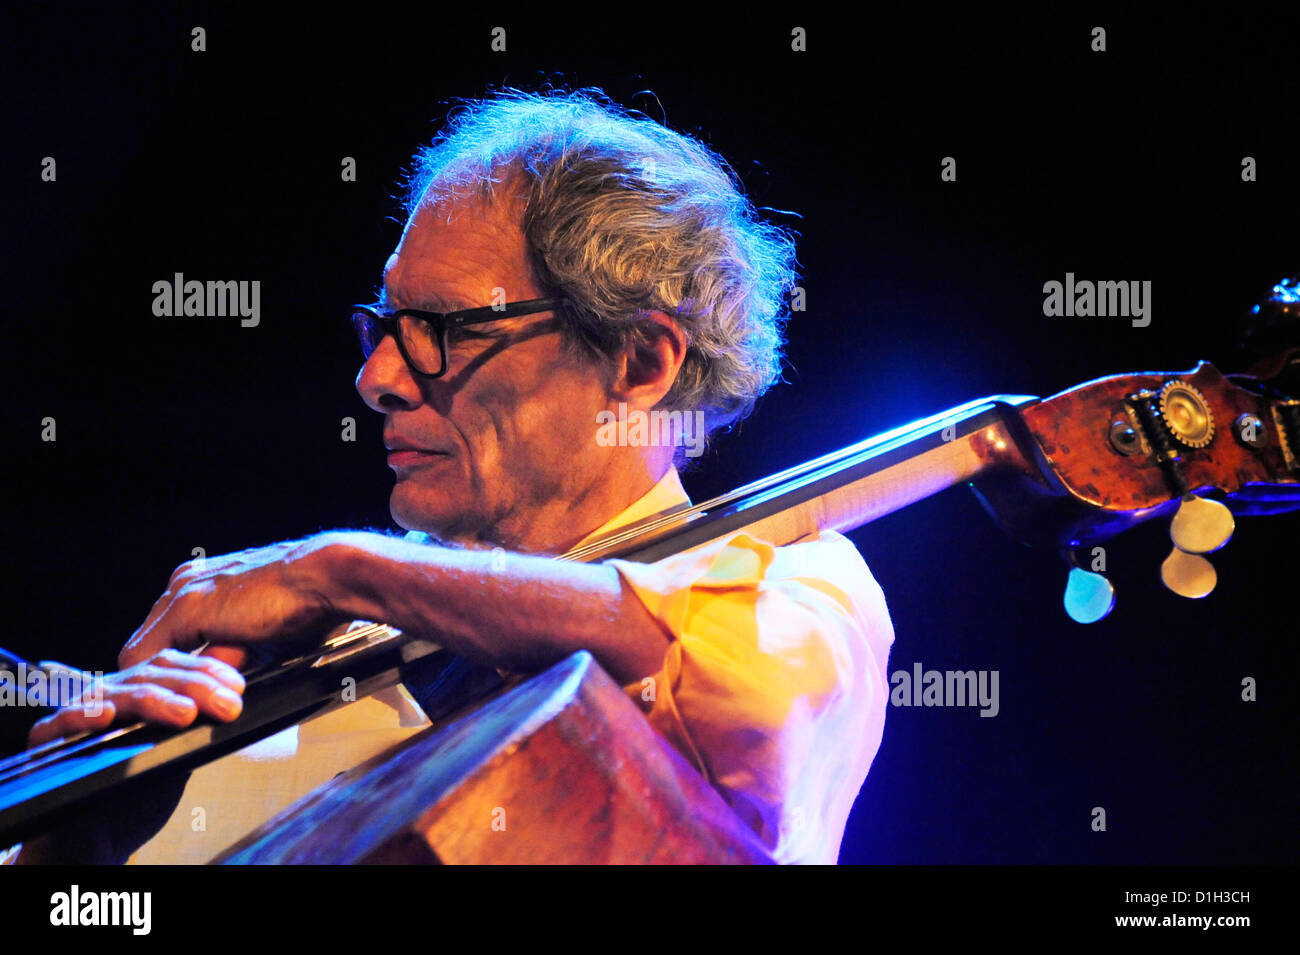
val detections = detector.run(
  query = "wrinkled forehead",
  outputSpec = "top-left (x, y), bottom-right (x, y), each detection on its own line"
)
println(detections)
top-left (379, 184), bottom-right (530, 311)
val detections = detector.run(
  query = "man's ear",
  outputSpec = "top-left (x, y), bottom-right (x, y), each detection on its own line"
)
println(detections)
top-left (613, 310), bottom-right (688, 409)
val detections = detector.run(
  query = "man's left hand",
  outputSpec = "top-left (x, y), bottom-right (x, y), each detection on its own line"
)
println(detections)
top-left (118, 535), bottom-right (344, 669)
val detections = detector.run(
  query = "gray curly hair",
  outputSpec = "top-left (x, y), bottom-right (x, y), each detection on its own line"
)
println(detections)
top-left (402, 87), bottom-right (799, 439)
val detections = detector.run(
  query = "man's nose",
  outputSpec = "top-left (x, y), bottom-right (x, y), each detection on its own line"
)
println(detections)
top-left (355, 335), bottom-right (424, 413)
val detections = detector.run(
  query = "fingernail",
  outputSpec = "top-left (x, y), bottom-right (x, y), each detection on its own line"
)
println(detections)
top-left (206, 662), bottom-right (245, 691)
top-left (166, 698), bottom-right (196, 721)
top-left (212, 688), bottom-right (243, 718)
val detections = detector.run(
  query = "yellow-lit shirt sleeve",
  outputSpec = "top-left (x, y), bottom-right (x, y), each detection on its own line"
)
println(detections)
top-left (607, 528), bottom-right (894, 864)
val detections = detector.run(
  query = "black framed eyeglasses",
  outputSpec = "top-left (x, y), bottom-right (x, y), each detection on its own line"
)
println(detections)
top-left (350, 297), bottom-right (567, 378)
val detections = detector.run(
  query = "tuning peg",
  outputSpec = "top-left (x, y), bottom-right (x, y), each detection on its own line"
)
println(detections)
top-left (1160, 547), bottom-right (1217, 598)
top-left (1064, 565), bottom-right (1115, 624)
top-left (1169, 493), bottom-right (1235, 555)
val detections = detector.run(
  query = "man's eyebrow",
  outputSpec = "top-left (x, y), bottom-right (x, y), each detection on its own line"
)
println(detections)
top-left (372, 285), bottom-right (469, 312)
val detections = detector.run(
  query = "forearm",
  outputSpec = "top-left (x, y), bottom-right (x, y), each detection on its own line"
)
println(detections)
top-left (319, 533), bottom-right (671, 685)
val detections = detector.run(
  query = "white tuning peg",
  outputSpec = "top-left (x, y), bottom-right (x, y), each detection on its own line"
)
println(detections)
top-left (1160, 547), bottom-right (1218, 599)
top-left (1169, 494), bottom-right (1234, 555)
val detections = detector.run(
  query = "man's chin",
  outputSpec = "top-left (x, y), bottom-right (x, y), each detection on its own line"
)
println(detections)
top-left (390, 487), bottom-right (476, 541)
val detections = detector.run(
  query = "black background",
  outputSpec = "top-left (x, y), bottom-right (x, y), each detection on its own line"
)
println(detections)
top-left (2, 5), bottom-right (1296, 864)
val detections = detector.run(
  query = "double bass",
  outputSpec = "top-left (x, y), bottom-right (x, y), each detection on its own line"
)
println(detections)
top-left (2, 283), bottom-right (1297, 863)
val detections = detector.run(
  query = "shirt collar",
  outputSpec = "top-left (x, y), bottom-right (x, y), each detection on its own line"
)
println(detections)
top-left (569, 468), bottom-right (692, 551)
top-left (402, 468), bottom-right (692, 553)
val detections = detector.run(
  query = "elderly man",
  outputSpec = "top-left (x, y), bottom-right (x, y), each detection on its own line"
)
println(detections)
top-left (11, 88), bottom-right (894, 865)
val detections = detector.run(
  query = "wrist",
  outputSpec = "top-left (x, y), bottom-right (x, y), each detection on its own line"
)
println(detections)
top-left (304, 532), bottom-right (391, 624)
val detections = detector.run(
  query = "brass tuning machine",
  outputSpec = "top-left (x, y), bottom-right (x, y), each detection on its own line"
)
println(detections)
top-left (1125, 381), bottom-right (1235, 600)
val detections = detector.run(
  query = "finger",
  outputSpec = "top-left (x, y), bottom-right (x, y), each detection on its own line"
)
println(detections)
top-left (34, 682), bottom-right (200, 736)
top-left (120, 598), bottom-right (174, 668)
top-left (119, 588), bottom-right (210, 668)
top-left (122, 670), bottom-right (244, 722)
top-left (27, 700), bottom-right (118, 748)
top-left (198, 643), bottom-right (249, 672)
top-left (127, 554), bottom-right (231, 662)
top-left (131, 583), bottom-right (184, 647)
top-left (124, 666), bottom-right (244, 721)
top-left (123, 575), bottom-right (216, 665)
top-left (26, 670), bottom-right (244, 748)
top-left (98, 683), bottom-right (205, 728)
top-left (119, 629), bottom-right (156, 669)
top-left (33, 661), bottom-right (105, 708)
top-left (150, 647), bottom-right (246, 692)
